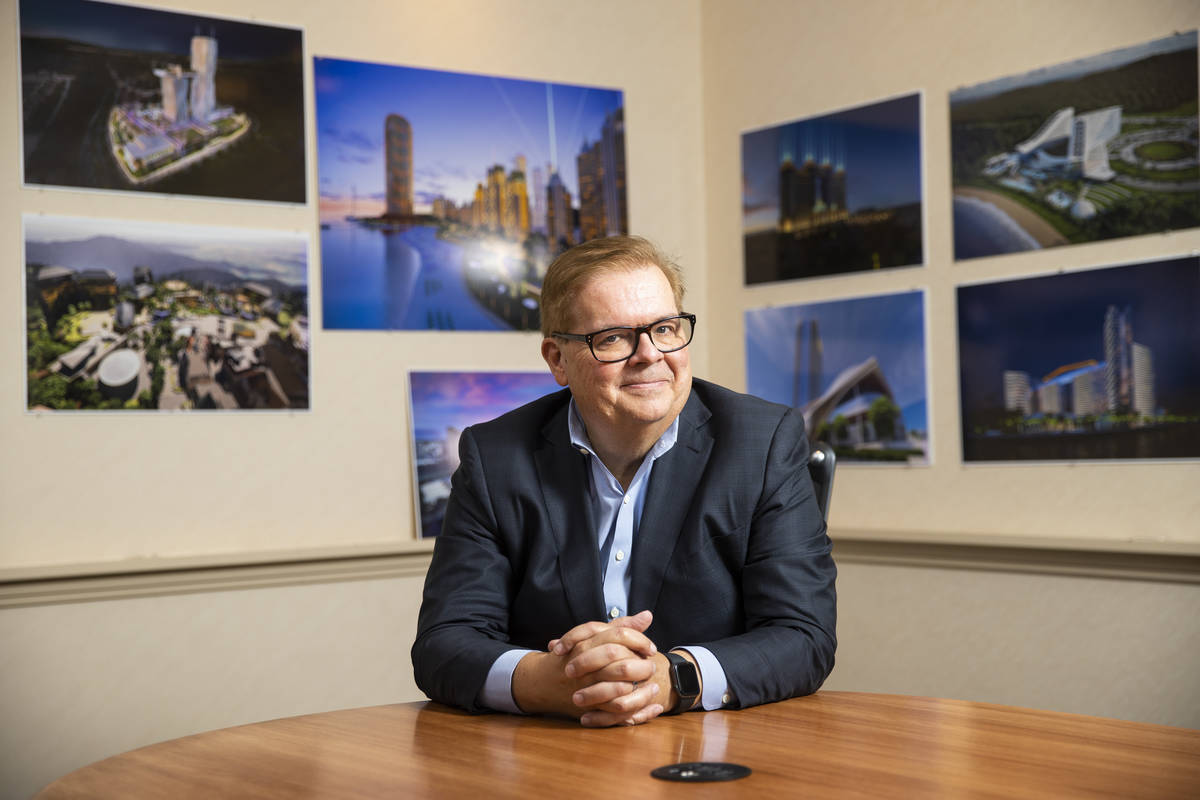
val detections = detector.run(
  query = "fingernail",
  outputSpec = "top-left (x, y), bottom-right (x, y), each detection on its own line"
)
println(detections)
top-left (650, 683), bottom-right (659, 695)
top-left (564, 663), bottom-right (576, 677)
top-left (573, 692), bottom-right (585, 705)
top-left (552, 643), bottom-right (564, 656)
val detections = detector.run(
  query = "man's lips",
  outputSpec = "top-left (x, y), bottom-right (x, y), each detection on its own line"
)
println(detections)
top-left (622, 376), bottom-right (670, 389)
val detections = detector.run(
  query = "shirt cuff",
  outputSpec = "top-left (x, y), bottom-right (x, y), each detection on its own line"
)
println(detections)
top-left (479, 648), bottom-right (536, 714)
top-left (676, 646), bottom-right (732, 711)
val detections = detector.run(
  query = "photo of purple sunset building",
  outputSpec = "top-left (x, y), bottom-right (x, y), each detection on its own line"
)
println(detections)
top-left (408, 371), bottom-right (562, 537)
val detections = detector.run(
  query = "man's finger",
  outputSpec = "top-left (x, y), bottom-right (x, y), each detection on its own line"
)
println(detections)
top-left (579, 701), bottom-right (665, 728)
top-left (550, 609), bottom-right (654, 656)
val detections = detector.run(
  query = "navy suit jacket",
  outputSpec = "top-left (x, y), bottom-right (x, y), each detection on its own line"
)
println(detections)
top-left (412, 378), bottom-right (837, 712)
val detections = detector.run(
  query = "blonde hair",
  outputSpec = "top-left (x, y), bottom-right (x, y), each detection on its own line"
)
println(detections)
top-left (540, 235), bottom-right (685, 336)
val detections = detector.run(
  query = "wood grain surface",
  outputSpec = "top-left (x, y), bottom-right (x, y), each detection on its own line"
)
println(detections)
top-left (36, 692), bottom-right (1200, 798)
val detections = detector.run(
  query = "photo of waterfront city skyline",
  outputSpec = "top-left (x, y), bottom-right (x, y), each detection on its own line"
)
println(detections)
top-left (409, 370), bottom-right (562, 537)
top-left (742, 93), bottom-right (923, 284)
top-left (745, 291), bottom-right (929, 464)
top-left (25, 214), bottom-right (310, 412)
top-left (315, 57), bottom-right (627, 331)
top-left (957, 255), bottom-right (1200, 461)
top-left (950, 31), bottom-right (1199, 261)
top-left (19, 0), bottom-right (305, 203)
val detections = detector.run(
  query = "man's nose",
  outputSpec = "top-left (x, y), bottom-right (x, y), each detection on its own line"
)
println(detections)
top-left (628, 330), bottom-right (663, 363)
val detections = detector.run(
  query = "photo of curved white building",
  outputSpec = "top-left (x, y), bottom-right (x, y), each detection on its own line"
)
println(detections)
top-left (951, 30), bottom-right (1199, 260)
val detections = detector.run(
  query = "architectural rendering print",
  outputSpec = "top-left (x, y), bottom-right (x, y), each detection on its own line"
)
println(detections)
top-left (957, 256), bottom-right (1200, 461)
top-left (745, 291), bottom-right (928, 464)
top-left (25, 215), bottom-right (310, 412)
top-left (316, 58), bottom-right (627, 331)
top-left (742, 93), bottom-right (923, 284)
top-left (20, 0), bottom-right (305, 203)
top-left (951, 31), bottom-right (1199, 260)
top-left (409, 371), bottom-right (561, 537)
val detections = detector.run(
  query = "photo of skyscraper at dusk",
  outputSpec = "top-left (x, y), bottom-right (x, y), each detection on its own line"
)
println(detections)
top-left (742, 93), bottom-right (923, 284)
top-left (957, 255), bottom-right (1200, 462)
top-left (315, 57), bottom-right (627, 331)
top-left (745, 291), bottom-right (928, 464)
top-left (19, 0), bottom-right (305, 203)
top-left (408, 371), bottom-right (562, 537)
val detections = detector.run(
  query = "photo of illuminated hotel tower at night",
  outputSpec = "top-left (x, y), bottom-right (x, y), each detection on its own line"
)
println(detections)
top-left (109, 33), bottom-right (248, 183)
top-left (1003, 305), bottom-right (1156, 420)
top-left (778, 125), bottom-right (848, 234)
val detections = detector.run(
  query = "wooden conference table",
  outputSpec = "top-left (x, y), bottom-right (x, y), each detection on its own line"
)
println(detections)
top-left (38, 692), bottom-right (1200, 798)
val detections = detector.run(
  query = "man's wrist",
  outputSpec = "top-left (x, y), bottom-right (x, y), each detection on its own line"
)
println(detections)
top-left (663, 650), bottom-right (702, 715)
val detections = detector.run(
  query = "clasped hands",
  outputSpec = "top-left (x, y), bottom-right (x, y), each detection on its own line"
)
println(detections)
top-left (512, 609), bottom-right (688, 728)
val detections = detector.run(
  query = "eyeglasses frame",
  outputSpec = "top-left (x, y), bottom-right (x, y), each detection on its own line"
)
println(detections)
top-left (552, 313), bottom-right (697, 363)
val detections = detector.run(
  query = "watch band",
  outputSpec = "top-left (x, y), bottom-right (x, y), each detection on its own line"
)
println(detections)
top-left (663, 651), bottom-right (700, 716)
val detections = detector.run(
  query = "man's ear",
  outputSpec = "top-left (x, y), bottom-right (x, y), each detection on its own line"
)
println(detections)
top-left (541, 338), bottom-right (569, 387)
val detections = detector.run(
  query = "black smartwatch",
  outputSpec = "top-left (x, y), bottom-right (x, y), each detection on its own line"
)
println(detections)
top-left (663, 651), bottom-right (701, 715)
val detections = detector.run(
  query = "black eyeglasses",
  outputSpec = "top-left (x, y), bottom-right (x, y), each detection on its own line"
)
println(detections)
top-left (553, 314), bottom-right (696, 363)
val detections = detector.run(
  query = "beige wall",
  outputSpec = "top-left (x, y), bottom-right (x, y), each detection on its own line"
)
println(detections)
top-left (3, 0), bottom-right (1200, 798)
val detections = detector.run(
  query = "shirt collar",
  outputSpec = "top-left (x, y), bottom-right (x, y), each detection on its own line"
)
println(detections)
top-left (567, 397), bottom-right (679, 461)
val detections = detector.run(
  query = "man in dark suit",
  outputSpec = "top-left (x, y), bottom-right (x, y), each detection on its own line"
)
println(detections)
top-left (413, 235), bottom-right (836, 727)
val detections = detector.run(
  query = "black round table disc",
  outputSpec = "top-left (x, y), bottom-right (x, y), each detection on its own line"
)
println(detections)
top-left (650, 761), bottom-right (752, 782)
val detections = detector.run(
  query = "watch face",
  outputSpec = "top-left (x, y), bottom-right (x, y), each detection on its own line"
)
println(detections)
top-left (672, 657), bottom-right (701, 696)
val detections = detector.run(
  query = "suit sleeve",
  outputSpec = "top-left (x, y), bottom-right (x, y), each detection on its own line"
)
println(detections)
top-left (701, 407), bottom-right (837, 708)
top-left (411, 426), bottom-right (523, 712)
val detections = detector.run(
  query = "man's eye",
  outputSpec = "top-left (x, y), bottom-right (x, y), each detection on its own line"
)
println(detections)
top-left (597, 333), bottom-right (625, 346)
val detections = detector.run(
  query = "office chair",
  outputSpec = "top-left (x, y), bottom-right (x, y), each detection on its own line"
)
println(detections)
top-left (807, 441), bottom-right (836, 523)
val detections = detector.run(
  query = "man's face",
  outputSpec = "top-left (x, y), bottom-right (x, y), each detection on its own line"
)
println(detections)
top-left (542, 263), bottom-right (692, 441)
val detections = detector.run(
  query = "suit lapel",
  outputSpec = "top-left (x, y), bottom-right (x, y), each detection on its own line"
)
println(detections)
top-left (628, 390), bottom-right (713, 614)
top-left (534, 402), bottom-right (606, 622)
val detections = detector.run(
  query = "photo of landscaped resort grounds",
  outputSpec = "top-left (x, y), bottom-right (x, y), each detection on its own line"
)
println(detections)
top-left (951, 31), bottom-right (1198, 260)
top-left (25, 215), bottom-right (309, 412)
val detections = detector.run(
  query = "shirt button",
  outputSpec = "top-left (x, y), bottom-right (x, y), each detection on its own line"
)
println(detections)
top-left (615, 549), bottom-right (625, 562)
top-left (578, 447), bottom-right (589, 455)
top-left (609, 606), bottom-right (621, 619)
top-left (622, 495), bottom-right (629, 505)
top-left (722, 693), bottom-right (732, 705)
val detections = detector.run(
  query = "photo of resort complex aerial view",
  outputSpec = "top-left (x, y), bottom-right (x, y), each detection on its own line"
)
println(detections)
top-left (742, 93), bottom-right (923, 283)
top-left (24, 215), bottom-right (310, 412)
top-left (19, 0), bottom-right (305, 202)
top-left (409, 371), bottom-right (561, 537)
top-left (315, 57), bottom-right (627, 331)
top-left (745, 291), bottom-right (929, 464)
top-left (951, 31), bottom-right (1198, 260)
top-left (957, 256), bottom-right (1200, 461)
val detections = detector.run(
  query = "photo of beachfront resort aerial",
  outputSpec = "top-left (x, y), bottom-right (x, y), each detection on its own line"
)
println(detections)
top-left (950, 31), bottom-right (1199, 260)
top-left (315, 58), bottom-right (627, 331)
top-left (24, 215), bottom-right (309, 412)
top-left (745, 291), bottom-right (929, 465)
top-left (742, 93), bottom-right (923, 283)
top-left (19, 0), bottom-right (305, 203)
top-left (957, 256), bottom-right (1200, 461)
top-left (408, 371), bottom-right (561, 537)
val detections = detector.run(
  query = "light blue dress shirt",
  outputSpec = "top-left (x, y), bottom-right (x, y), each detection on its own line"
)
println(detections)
top-left (481, 399), bottom-right (731, 714)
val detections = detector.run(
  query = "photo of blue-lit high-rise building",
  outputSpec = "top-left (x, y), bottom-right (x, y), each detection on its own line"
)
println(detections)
top-left (315, 58), bottom-right (627, 331)
top-left (958, 255), bottom-right (1200, 461)
top-left (745, 291), bottom-right (929, 464)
